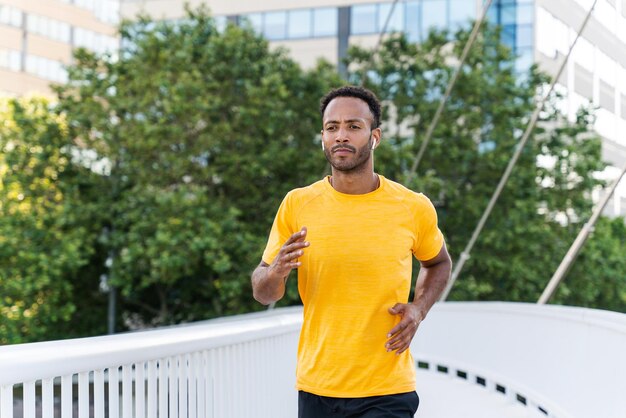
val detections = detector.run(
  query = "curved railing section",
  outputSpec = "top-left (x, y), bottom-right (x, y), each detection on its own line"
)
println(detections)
top-left (413, 302), bottom-right (626, 418)
top-left (1, 302), bottom-right (625, 418)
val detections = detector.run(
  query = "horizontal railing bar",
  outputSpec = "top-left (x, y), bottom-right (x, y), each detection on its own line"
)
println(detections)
top-left (438, 302), bottom-right (626, 334)
top-left (0, 308), bottom-right (303, 386)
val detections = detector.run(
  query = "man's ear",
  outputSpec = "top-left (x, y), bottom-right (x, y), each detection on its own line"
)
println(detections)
top-left (372, 127), bottom-right (382, 149)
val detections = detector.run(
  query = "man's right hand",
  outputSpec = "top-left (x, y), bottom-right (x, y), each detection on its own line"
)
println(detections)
top-left (268, 227), bottom-right (309, 279)
top-left (251, 227), bottom-right (309, 305)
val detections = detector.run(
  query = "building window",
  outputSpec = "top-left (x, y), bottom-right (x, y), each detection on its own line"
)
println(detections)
top-left (449, 0), bottom-right (476, 29)
top-left (264, 11), bottom-right (287, 40)
top-left (484, 0), bottom-right (536, 71)
top-left (243, 13), bottom-right (262, 34)
top-left (516, 3), bottom-right (534, 25)
top-left (422, 0), bottom-right (448, 39)
top-left (0, 49), bottom-right (22, 71)
top-left (288, 9), bottom-right (312, 39)
top-left (73, 0), bottom-right (120, 25)
top-left (27, 14), bottom-right (71, 43)
top-left (312, 8), bottom-right (337, 37)
top-left (378, 2), bottom-right (404, 32)
top-left (501, 25), bottom-right (516, 49)
top-left (574, 63), bottom-right (594, 99)
top-left (516, 47), bottom-right (534, 72)
top-left (239, 7), bottom-right (337, 40)
top-left (599, 80), bottom-right (615, 112)
top-left (516, 24), bottom-right (533, 49)
top-left (74, 27), bottom-right (117, 54)
top-left (405, 1), bottom-right (420, 42)
top-left (499, 4), bottom-right (517, 25)
top-left (351, 4), bottom-right (378, 35)
top-left (0, 5), bottom-right (23, 28)
top-left (25, 54), bottom-right (68, 83)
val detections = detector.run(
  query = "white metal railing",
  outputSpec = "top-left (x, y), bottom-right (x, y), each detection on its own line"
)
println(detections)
top-left (414, 302), bottom-right (626, 418)
top-left (1, 302), bottom-right (625, 418)
top-left (0, 307), bottom-right (302, 418)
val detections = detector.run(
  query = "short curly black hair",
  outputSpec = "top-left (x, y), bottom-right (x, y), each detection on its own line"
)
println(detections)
top-left (319, 86), bottom-right (381, 129)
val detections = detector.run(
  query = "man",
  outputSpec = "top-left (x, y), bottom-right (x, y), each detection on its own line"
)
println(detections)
top-left (251, 86), bottom-right (451, 418)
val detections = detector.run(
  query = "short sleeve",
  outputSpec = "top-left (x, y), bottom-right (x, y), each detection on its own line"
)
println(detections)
top-left (412, 194), bottom-right (445, 261)
top-left (262, 192), bottom-right (296, 265)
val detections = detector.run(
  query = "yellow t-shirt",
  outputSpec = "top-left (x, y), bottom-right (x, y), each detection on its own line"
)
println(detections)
top-left (262, 175), bottom-right (444, 398)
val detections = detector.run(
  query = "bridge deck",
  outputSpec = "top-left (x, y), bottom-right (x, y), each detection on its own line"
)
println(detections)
top-left (416, 368), bottom-right (546, 417)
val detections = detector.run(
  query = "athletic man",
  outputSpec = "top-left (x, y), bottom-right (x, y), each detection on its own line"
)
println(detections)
top-left (252, 86), bottom-right (451, 417)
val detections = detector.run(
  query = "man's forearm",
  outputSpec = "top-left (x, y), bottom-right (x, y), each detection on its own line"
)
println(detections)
top-left (251, 264), bottom-right (287, 305)
top-left (412, 258), bottom-right (452, 319)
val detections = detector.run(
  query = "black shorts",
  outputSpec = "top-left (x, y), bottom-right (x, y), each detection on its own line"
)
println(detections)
top-left (298, 390), bottom-right (420, 418)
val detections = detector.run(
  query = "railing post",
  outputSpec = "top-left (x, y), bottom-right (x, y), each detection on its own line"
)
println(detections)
top-left (23, 381), bottom-right (35, 418)
top-left (0, 385), bottom-right (12, 418)
top-left (147, 360), bottom-right (158, 418)
top-left (135, 362), bottom-right (146, 418)
top-left (78, 372), bottom-right (89, 418)
top-left (122, 365), bottom-right (132, 418)
top-left (94, 370), bottom-right (105, 418)
top-left (42, 378), bottom-right (53, 418)
top-left (108, 367), bottom-right (120, 418)
top-left (61, 375), bottom-right (72, 418)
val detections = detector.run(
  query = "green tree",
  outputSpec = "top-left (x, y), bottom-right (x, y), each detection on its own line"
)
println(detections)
top-left (346, 23), bottom-right (625, 309)
top-left (554, 216), bottom-right (626, 310)
top-left (55, 7), bottom-right (340, 328)
top-left (0, 97), bottom-right (106, 343)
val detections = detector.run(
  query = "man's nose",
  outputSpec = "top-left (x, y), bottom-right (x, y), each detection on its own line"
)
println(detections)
top-left (335, 127), bottom-right (349, 142)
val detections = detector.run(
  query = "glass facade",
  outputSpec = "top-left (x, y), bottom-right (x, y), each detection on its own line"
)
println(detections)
top-left (25, 54), bottom-right (67, 83)
top-left (486, 0), bottom-right (535, 71)
top-left (287, 9), bottom-right (311, 39)
top-left (240, 7), bottom-right (338, 40)
top-left (74, 27), bottom-right (118, 55)
top-left (313, 8), bottom-right (338, 37)
top-left (234, 0), bottom-right (534, 70)
top-left (0, 4), bottom-right (23, 28)
top-left (27, 14), bottom-right (72, 43)
top-left (0, 49), bottom-right (21, 72)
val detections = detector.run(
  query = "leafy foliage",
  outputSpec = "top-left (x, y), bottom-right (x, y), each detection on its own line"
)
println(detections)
top-left (0, 97), bottom-right (104, 343)
top-left (54, 8), bottom-right (341, 329)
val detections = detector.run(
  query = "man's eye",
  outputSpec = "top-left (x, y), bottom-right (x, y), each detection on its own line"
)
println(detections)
top-left (351, 125), bottom-right (360, 129)
top-left (326, 126), bottom-right (336, 131)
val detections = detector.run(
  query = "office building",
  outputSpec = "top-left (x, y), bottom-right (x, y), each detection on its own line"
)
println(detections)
top-left (0, 0), bottom-right (119, 97)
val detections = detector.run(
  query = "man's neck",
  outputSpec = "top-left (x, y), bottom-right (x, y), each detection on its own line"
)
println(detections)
top-left (329, 171), bottom-right (380, 195)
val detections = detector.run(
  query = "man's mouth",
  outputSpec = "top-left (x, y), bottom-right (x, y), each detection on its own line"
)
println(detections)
top-left (332, 146), bottom-right (355, 154)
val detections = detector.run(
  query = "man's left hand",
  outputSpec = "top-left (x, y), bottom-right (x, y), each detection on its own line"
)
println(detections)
top-left (386, 303), bottom-right (424, 355)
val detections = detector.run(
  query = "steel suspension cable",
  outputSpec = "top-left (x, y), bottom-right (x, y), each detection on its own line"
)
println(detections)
top-left (405, 0), bottom-right (494, 182)
top-left (537, 163), bottom-right (626, 304)
top-left (359, 0), bottom-right (401, 86)
top-left (440, 0), bottom-right (600, 301)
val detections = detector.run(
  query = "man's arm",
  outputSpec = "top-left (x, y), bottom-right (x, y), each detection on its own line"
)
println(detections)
top-left (386, 244), bottom-right (452, 354)
top-left (251, 227), bottom-right (308, 305)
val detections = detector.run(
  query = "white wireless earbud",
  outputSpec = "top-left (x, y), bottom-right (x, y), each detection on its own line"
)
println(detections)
top-left (322, 141), bottom-right (325, 151)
